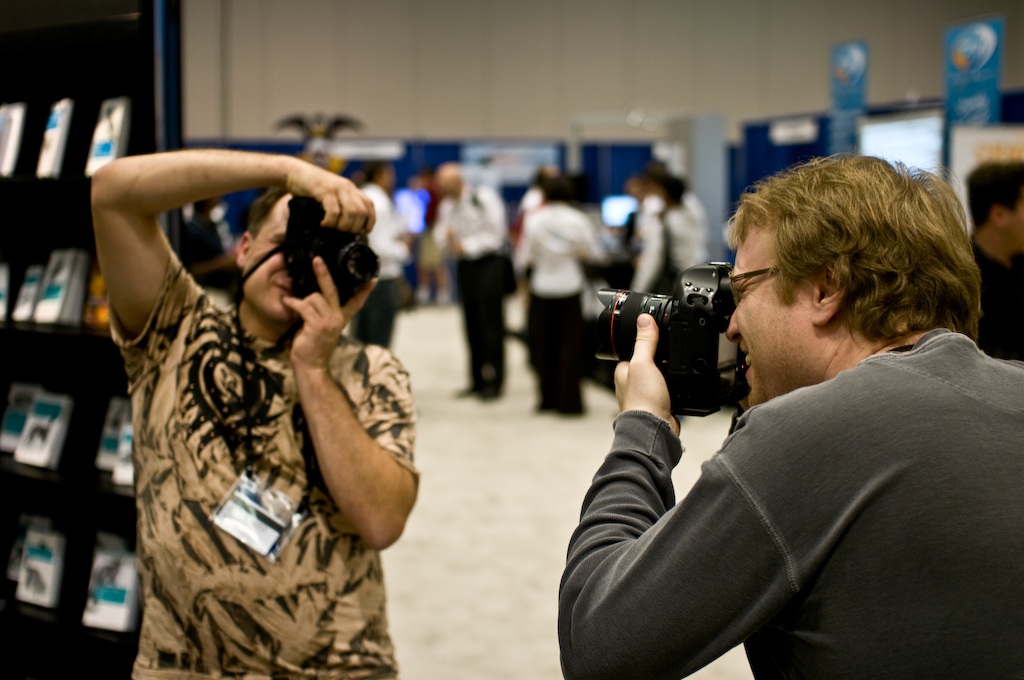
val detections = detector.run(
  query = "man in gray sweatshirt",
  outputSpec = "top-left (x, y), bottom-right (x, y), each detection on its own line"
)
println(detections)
top-left (559, 156), bottom-right (1024, 680)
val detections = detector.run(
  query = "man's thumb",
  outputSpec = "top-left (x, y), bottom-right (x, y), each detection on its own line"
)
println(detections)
top-left (633, 314), bottom-right (660, 359)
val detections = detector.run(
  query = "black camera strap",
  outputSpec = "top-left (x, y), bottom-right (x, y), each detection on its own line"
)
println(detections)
top-left (235, 243), bottom-right (286, 305)
top-left (230, 302), bottom-right (313, 514)
top-left (232, 242), bottom-right (309, 508)
top-left (235, 242), bottom-right (303, 346)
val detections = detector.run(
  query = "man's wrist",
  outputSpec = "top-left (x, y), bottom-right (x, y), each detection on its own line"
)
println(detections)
top-left (613, 410), bottom-right (684, 466)
top-left (619, 408), bottom-right (679, 435)
top-left (280, 155), bottom-right (311, 193)
top-left (292, 362), bottom-right (333, 387)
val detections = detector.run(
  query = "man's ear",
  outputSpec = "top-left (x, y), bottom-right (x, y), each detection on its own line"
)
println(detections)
top-left (988, 203), bottom-right (1012, 229)
top-left (810, 269), bottom-right (843, 327)
top-left (235, 232), bottom-right (252, 271)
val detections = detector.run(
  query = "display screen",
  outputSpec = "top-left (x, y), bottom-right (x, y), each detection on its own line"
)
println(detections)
top-left (393, 188), bottom-right (429, 234)
top-left (857, 110), bottom-right (945, 174)
top-left (601, 194), bottom-right (639, 227)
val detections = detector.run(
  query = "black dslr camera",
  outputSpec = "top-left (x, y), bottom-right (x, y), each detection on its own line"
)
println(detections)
top-left (595, 263), bottom-right (748, 416)
top-left (283, 196), bottom-right (379, 302)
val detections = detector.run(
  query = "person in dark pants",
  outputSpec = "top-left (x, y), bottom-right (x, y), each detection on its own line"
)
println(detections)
top-left (181, 196), bottom-right (240, 292)
top-left (435, 162), bottom-right (509, 400)
top-left (352, 161), bottom-right (412, 348)
top-left (967, 160), bottom-right (1024, 361)
top-left (517, 176), bottom-right (599, 414)
top-left (530, 296), bottom-right (585, 412)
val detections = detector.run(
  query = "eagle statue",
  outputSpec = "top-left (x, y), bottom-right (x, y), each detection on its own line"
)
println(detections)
top-left (275, 113), bottom-right (364, 174)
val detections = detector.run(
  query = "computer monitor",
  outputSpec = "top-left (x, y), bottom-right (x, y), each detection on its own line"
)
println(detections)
top-left (394, 187), bottom-right (429, 234)
top-left (857, 109), bottom-right (946, 174)
top-left (601, 194), bottom-right (639, 227)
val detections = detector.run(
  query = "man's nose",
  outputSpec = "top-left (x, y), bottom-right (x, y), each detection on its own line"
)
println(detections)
top-left (726, 314), bottom-right (741, 343)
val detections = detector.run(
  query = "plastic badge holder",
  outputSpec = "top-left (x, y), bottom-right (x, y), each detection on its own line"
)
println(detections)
top-left (209, 472), bottom-right (306, 562)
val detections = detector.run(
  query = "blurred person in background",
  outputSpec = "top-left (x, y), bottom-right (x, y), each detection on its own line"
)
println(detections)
top-left (510, 164), bottom-right (561, 250)
top-left (353, 160), bottom-right (413, 348)
top-left (435, 161), bottom-right (509, 400)
top-left (516, 175), bottom-right (600, 414)
top-left (411, 165), bottom-right (451, 304)
top-left (181, 195), bottom-right (240, 300)
top-left (967, 160), bottom-right (1024, 360)
top-left (601, 174), bottom-right (645, 290)
top-left (630, 171), bottom-right (708, 294)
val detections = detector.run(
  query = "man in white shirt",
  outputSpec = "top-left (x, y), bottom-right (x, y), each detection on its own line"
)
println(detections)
top-left (435, 162), bottom-right (509, 399)
top-left (353, 161), bottom-right (411, 348)
top-left (630, 173), bottom-right (708, 294)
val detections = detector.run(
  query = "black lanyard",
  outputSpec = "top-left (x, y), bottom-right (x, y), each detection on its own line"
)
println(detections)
top-left (232, 246), bottom-right (321, 507)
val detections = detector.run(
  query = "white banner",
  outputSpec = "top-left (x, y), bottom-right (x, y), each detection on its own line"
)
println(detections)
top-left (329, 139), bottom-right (406, 160)
top-left (461, 143), bottom-right (559, 188)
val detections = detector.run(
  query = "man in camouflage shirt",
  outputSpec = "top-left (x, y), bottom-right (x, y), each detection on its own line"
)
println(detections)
top-left (91, 149), bottom-right (418, 679)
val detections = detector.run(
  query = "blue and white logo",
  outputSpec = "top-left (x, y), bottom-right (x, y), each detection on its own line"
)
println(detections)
top-left (833, 42), bottom-right (867, 86)
top-left (950, 23), bottom-right (998, 73)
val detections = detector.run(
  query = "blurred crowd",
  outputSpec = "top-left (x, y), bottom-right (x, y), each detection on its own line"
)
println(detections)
top-left (182, 155), bottom-right (708, 416)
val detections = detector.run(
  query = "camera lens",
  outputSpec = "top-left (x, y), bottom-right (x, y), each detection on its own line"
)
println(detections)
top-left (342, 243), bottom-right (380, 283)
top-left (595, 289), bottom-right (674, 362)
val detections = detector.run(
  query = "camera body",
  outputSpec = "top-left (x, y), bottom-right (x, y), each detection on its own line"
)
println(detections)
top-left (596, 263), bottom-right (748, 416)
top-left (283, 196), bottom-right (379, 302)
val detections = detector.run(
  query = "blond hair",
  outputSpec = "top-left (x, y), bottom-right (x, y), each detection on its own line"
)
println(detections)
top-left (730, 156), bottom-right (981, 341)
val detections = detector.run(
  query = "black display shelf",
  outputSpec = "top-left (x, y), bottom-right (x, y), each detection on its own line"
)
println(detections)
top-left (14, 600), bottom-right (138, 645)
top-left (0, 177), bottom-right (95, 266)
top-left (0, 595), bottom-right (138, 679)
top-left (0, 454), bottom-right (134, 499)
top-left (0, 322), bottom-right (126, 393)
top-left (0, 319), bottom-right (112, 338)
top-left (0, 3), bottom-right (180, 676)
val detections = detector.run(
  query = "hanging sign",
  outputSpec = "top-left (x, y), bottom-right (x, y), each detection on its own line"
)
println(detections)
top-left (945, 17), bottom-right (1005, 125)
top-left (828, 40), bottom-right (869, 155)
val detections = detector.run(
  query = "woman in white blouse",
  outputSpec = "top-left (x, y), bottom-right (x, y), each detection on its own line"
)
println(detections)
top-left (516, 176), bottom-right (600, 414)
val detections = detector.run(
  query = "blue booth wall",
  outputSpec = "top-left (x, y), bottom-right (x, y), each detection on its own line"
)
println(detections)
top-left (190, 89), bottom-right (1024, 243)
top-left (185, 139), bottom-right (653, 237)
top-left (735, 89), bottom-right (1024, 212)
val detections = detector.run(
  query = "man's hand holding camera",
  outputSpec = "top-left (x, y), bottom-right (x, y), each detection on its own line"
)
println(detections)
top-left (285, 160), bottom-right (376, 233)
top-left (615, 313), bottom-right (680, 435)
top-left (283, 256), bottom-right (376, 374)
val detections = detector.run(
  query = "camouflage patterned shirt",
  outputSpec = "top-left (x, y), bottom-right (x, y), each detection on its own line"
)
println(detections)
top-left (113, 256), bottom-right (417, 679)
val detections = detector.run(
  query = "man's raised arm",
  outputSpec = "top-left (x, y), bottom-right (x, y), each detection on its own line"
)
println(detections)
top-left (90, 149), bottom-right (374, 337)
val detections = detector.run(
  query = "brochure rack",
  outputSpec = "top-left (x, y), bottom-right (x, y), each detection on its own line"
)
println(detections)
top-left (0, 3), bottom-right (180, 678)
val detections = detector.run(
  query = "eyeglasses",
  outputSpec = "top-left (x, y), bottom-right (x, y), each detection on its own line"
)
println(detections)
top-left (729, 266), bottom-right (777, 304)
top-left (729, 266), bottom-right (777, 286)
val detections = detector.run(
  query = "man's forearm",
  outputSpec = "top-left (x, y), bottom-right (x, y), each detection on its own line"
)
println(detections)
top-left (90, 150), bottom-right (301, 338)
top-left (558, 411), bottom-right (792, 680)
top-left (293, 365), bottom-right (417, 551)
top-left (91, 149), bottom-right (299, 218)
top-left (561, 412), bottom-right (681, 591)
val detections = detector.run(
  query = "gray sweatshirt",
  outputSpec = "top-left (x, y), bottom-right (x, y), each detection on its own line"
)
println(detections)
top-left (559, 330), bottom-right (1024, 680)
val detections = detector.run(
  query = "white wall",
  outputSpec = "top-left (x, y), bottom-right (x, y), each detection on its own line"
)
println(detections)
top-left (183, 0), bottom-right (1024, 142)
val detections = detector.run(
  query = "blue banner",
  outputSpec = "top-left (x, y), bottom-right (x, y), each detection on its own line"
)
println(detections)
top-left (829, 40), bottom-right (869, 155)
top-left (946, 17), bottom-right (1004, 125)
